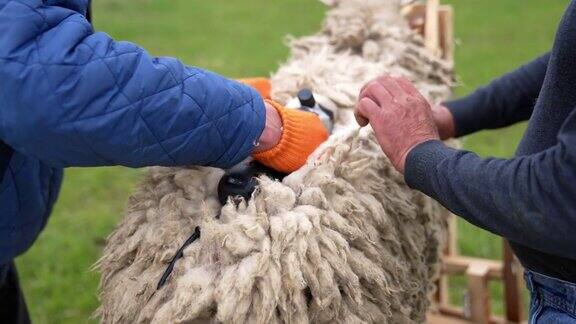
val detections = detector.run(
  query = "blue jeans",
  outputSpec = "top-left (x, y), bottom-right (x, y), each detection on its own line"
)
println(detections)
top-left (525, 270), bottom-right (576, 323)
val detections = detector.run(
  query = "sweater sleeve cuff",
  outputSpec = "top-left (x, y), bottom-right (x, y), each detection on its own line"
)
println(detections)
top-left (404, 140), bottom-right (459, 195)
top-left (443, 99), bottom-right (473, 137)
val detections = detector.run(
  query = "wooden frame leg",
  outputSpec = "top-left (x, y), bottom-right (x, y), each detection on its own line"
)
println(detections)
top-left (424, 0), bottom-right (441, 57)
top-left (438, 4), bottom-right (454, 62)
top-left (466, 264), bottom-right (491, 323)
top-left (503, 241), bottom-right (525, 323)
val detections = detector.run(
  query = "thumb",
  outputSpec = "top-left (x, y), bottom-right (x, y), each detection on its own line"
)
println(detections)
top-left (355, 97), bottom-right (379, 127)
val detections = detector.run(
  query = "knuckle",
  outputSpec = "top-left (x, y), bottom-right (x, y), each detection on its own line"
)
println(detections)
top-left (361, 81), bottom-right (376, 95)
top-left (366, 83), bottom-right (382, 94)
top-left (365, 84), bottom-right (376, 94)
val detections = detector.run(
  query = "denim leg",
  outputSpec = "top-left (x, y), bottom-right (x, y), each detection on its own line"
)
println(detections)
top-left (525, 270), bottom-right (576, 324)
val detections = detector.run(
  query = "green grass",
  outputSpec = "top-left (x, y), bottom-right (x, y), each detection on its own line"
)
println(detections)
top-left (14, 0), bottom-right (569, 322)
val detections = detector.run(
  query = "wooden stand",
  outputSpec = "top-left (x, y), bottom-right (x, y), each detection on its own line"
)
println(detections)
top-left (402, 0), bottom-right (454, 61)
top-left (428, 214), bottom-right (525, 323)
top-left (401, 2), bottom-right (526, 323)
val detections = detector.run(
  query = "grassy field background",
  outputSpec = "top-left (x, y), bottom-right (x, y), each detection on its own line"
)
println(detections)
top-left (15, 0), bottom-right (569, 322)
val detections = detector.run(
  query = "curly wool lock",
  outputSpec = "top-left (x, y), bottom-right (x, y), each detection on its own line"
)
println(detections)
top-left (96, 0), bottom-right (456, 323)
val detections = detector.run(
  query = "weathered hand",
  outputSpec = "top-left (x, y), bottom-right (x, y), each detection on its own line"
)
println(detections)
top-left (354, 75), bottom-right (439, 173)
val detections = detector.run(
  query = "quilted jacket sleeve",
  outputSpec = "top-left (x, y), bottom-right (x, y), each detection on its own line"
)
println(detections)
top-left (0, 0), bottom-right (266, 168)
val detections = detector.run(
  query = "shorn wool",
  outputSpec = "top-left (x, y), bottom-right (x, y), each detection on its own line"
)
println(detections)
top-left (96, 0), bottom-right (456, 323)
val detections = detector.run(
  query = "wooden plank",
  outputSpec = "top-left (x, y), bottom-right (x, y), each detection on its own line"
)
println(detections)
top-left (436, 212), bottom-right (456, 306)
top-left (439, 304), bottom-right (466, 318)
top-left (436, 304), bottom-right (508, 324)
top-left (424, 0), bottom-right (441, 57)
top-left (466, 263), bottom-right (491, 324)
top-left (427, 312), bottom-right (471, 324)
top-left (402, 3), bottom-right (426, 37)
top-left (439, 5), bottom-right (454, 62)
top-left (503, 241), bottom-right (525, 323)
top-left (400, 2), bottom-right (421, 17)
top-left (437, 274), bottom-right (450, 305)
top-left (443, 255), bottom-right (504, 279)
top-left (446, 212), bottom-right (458, 255)
top-left (403, 2), bottom-right (454, 60)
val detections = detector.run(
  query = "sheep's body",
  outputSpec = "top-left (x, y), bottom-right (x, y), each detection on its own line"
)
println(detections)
top-left (96, 0), bottom-right (455, 323)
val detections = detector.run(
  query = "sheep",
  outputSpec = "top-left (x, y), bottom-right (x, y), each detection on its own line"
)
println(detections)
top-left (96, 0), bottom-right (456, 322)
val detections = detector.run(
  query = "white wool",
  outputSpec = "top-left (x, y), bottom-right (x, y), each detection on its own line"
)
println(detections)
top-left (96, 0), bottom-right (456, 323)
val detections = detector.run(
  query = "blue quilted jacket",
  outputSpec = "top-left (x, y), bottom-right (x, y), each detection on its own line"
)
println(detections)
top-left (0, 0), bottom-right (266, 264)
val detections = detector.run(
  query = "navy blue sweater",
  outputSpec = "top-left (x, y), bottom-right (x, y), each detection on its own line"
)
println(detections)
top-left (405, 1), bottom-right (576, 282)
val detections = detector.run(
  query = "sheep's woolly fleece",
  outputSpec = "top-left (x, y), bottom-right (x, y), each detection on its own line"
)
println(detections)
top-left (96, 0), bottom-right (456, 323)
